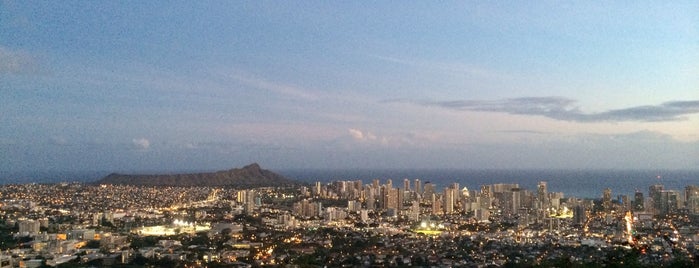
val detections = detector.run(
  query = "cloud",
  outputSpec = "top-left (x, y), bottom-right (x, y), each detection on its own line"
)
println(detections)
top-left (347, 128), bottom-right (439, 148)
top-left (131, 138), bottom-right (150, 150)
top-left (227, 71), bottom-right (319, 101)
top-left (348, 128), bottom-right (377, 141)
top-left (0, 46), bottom-right (38, 74)
top-left (348, 128), bottom-right (365, 140)
top-left (373, 55), bottom-right (501, 79)
top-left (389, 97), bottom-right (699, 122)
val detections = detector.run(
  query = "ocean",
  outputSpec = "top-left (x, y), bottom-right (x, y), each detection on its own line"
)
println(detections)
top-left (2, 169), bottom-right (697, 199)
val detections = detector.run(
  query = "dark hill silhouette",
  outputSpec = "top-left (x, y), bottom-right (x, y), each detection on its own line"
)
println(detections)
top-left (95, 163), bottom-right (299, 188)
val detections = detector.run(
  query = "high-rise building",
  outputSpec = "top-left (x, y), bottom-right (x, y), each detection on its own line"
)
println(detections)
top-left (444, 187), bottom-right (455, 214)
top-left (385, 187), bottom-right (399, 210)
top-left (602, 188), bottom-right (612, 212)
top-left (634, 191), bottom-right (644, 211)
top-left (431, 194), bottom-right (442, 215)
top-left (410, 201), bottom-right (420, 221)
top-left (314, 181), bottom-right (322, 197)
top-left (686, 185), bottom-right (699, 214)
top-left (403, 179), bottom-right (410, 192)
top-left (244, 190), bottom-right (256, 215)
top-left (493, 183), bottom-right (519, 193)
top-left (481, 185), bottom-right (492, 198)
top-left (659, 190), bottom-right (679, 216)
top-left (573, 205), bottom-right (587, 225)
top-left (365, 186), bottom-right (376, 210)
top-left (649, 184), bottom-right (664, 214)
top-left (414, 179), bottom-right (421, 195)
top-left (423, 182), bottom-right (435, 203)
top-left (538, 181), bottom-right (548, 209)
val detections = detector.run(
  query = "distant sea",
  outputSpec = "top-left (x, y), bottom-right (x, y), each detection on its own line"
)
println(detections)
top-left (2, 169), bottom-right (697, 199)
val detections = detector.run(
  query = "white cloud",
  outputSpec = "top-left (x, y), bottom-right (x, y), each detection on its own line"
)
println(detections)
top-left (132, 138), bottom-right (150, 150)
top-left (348, 128), bottom-right (378, 142)
top-left (348, 128), bottom-right (364, 140)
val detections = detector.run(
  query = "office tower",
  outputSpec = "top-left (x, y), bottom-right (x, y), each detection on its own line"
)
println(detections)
top-left (619, 195), bottom-right (630, 211)
top-left (314, 181), bottom-right (322, 197)
top-left (423, 182), bottom-right (435, 203)
top-left (493, 183), bottom-right (518, 193)
top-left (496, 189), bottom-right (519, 215)
top-left (354, 180), bottom-right (363, 192)
top-left (481, 185), bottom-right (492, 198)
top-left (573, 205), bottom-right (587, 225)
top-left (649, 184), bottom-right (663, 214)
top-left (414, 179), bottom-right (422, 195)
top-left (245, 190), bottom-right (256, 215)
top-left (686, 185), bottom-right (699, 214)
top-left (634, 191), bottom-right (644, 211)
top-left (538, 181), bottom-right (548, 209)
top-left (548, 192), bottom-right (563, 209)
top-left (236, 190), bottom-right (247, 203)
top-left (403, 179), bottom-right (410, 192)
top-left (603, 188), bottom-right (612, 212)
top-left (385, 187), bottom-right (399, 210)
top-left (659, 190), bottom-right (679, 216)
top-left (410, 201), bottom-right (420, 221)
top-left (431, 194), bottom-right (442, 215)
top-left (444, 187), bottom-right (454, 214)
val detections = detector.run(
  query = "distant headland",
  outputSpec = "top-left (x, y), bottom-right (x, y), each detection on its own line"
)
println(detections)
top-left (95, 163), bottom-right (300, 188)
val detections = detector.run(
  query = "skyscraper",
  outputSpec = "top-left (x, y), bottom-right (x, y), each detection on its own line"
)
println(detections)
top-left (659, 190), bottom-right (679, 216)
top-left (634, 191), bottom-right (644, 211)
top-left (649, 184), bottom-right (663, 214)
top-left (537, 181), bottom-right (548, 209)
top-left (686, 185), bottom-right (699, 214)
top-left (423, 182), bottom-right (435, 203)
top-left (602, 188), bottom-right (612, 212)
top-left (444, 187), bottom-right (455, 214)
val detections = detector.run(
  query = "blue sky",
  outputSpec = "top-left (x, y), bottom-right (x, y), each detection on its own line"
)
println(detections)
top-left (1, 1), bottom-right (698, 173)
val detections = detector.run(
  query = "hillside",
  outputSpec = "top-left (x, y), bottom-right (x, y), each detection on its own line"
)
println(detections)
top-left (95, 163), bottom-right (299, 188)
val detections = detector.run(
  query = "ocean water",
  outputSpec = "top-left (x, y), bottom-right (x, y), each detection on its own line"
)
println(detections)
top-left (279, 169), bottom-right (699, 199)
top-left (2, 169), bottom-right (697, 200)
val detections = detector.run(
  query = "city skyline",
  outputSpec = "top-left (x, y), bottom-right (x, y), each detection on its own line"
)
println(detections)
top-left (1, 1), bottom-right (698, 173)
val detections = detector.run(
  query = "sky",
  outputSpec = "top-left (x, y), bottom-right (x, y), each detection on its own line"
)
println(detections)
top-left (1, 1), bottom-right (698, 173)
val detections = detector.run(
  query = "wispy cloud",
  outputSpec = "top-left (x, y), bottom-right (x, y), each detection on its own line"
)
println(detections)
top-left (389, 97), bottom-right (699, 122)
top-left (0, 46), bottom-right (38, 74)
top-left (131, 138), bottom-right (150, 151)
top-left (227, 71), bottom-right (319, 101)
top-left (348, 128), bottom-right (377, 142)
top-left (346, 128), bottom-right (439, 148)
top-left (373, 55), bottom-right (500, 79)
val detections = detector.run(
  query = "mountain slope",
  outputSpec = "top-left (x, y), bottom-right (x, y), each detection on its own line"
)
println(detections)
top-left (96, 163), bottom-right (298, 188)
